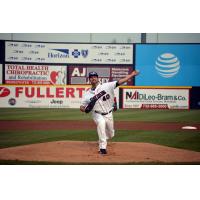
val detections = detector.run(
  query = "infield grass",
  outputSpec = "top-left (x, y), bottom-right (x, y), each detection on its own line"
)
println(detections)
top-left (0, 108), bottom-right (200, 122)
top-left (0, 129), bottom-right (200, 152)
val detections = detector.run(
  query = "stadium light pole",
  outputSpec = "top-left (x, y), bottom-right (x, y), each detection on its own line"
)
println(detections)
top-left (141, 33), bottom-right (146, 43)
top-left (89, 33), bottom-right (92, 43)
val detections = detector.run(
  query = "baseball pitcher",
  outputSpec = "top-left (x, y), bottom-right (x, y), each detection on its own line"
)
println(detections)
top-left (80, 70), bottom-right (139, 154)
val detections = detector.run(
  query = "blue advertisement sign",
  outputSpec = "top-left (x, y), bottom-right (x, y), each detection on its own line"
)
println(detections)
top-left (135, 44), bottom-right (200, 86)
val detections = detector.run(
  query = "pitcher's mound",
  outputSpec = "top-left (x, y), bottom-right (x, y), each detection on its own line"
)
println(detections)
top-left (0, 141), bottom-right (200, 164)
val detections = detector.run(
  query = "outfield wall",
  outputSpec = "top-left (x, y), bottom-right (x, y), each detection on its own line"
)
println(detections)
top-left (1, 40), bottom-right (200, 87)
top-left (0, 85), bottom-right (194, 110)
top-left (1, 84), bottom-right (199, 109)
top-left (1, 41), bottom-right (134, 85)
top-left (0, 40), bottom-right (200, 109)
top-left (0, 85), bottom-right (119, 108)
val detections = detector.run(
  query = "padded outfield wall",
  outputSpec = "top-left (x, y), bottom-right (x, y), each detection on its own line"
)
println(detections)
top-left (0, 40), bottom-right (200, 109)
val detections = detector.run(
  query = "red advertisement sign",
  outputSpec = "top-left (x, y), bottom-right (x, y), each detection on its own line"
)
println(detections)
top-left (5, 64), bottom-right (67, 85)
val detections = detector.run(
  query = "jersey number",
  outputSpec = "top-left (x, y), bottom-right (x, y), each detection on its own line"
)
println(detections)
top-left (103, 94), bottom-right (110, 101)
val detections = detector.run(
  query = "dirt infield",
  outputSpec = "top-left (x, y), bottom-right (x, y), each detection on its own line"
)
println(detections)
top-left (0, 120), bottom-right (199, 164)
top-left (0, 141), bottom-right (200, 164)
top-left (0, 120), bottom-right (199, 131)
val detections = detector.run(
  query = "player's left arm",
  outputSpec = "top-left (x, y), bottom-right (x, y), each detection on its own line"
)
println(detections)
top-left (117, 70), bottom-right (139, 86)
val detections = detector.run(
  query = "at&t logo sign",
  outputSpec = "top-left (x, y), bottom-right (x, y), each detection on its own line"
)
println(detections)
top-left (155, 53), bottom-right (180, 78)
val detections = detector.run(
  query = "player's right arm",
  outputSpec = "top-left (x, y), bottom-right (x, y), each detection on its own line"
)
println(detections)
top-left (117, 70), bottom-right (139, 85)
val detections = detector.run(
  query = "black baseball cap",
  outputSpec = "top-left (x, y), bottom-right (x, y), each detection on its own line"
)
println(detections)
top-left (89, 71), bottom-right (98, 78)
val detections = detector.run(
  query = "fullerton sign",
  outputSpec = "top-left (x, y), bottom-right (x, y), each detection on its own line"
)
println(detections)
top-left (1, 86), bottom-right (88, 99)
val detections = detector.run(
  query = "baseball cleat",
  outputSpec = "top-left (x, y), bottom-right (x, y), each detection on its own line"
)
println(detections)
top-left (99, 149), bottom-right (107, 154)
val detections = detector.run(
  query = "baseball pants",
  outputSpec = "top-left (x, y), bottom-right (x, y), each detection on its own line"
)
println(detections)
top-left (92, 112), bottom-right (115, 149)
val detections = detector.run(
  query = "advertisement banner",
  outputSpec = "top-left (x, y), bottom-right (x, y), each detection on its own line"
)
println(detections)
top-left (5, 64), bottom-right (67, 85)
top-left (0, 85), bottom-right (119, 108)
top-left (123, 88), bottom-right (189, 109)
top-left (68, 65), bottom-right (133, 85)
top-left (6, 41), bottom-right (133, 64)
top-left (135, 44), bottom-right (200, 86)
top-left (0, 64), bottom-right (2, 84)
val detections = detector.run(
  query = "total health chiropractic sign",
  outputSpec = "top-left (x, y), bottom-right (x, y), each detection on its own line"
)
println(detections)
top-left (5, 64), bottom-right (67, 85)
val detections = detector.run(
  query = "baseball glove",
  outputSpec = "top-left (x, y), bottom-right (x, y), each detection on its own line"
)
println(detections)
top-left (113, 102), bottom-right (117, 112)
top-left (113, 97), bottom-right (117, 112)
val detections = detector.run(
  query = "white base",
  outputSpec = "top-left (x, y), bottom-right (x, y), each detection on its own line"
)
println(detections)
top-left (181, 126), bottom-right (197, 130)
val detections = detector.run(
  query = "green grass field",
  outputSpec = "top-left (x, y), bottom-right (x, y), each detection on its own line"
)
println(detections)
top-left (0, 108), bottom-right (200, 122)
top-left (0, 108), bottom-right (200, 164)
top-left (0, 129), bottom-right (200, 152)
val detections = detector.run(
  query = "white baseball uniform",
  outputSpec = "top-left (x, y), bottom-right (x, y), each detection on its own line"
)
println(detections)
top-left (81, 81), bottom-right (118, 150)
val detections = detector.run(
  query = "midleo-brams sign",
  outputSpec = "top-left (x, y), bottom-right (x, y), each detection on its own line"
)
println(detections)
top-left (123, 88), bottom-right (189, 109)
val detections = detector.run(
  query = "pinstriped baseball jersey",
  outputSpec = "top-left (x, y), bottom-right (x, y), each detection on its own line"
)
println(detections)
top-left (81, 81), bottom-right (117, 113)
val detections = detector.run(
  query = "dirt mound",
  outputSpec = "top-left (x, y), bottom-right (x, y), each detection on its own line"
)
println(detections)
top-left (0, 141), bottom-right (200, 164)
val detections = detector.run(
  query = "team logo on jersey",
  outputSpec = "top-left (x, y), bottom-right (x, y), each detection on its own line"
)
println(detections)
top-left (90, 90), bottom-right (106, 101)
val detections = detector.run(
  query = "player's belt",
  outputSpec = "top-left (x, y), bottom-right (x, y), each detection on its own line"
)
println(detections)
top-left (95, 110), bottom-right (112, 115)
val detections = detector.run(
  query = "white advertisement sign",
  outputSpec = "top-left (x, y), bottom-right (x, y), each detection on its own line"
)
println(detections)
top-left (123, 88), bottom-right (189, 109)
top-left (0, 64), bottom-right (2, 84)
top-left (5, 64), bottom-right (67, 85)
top-left (6, 42), bottom-right (133, 64)
top-left (0, 85), bottom-right (119, 108)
